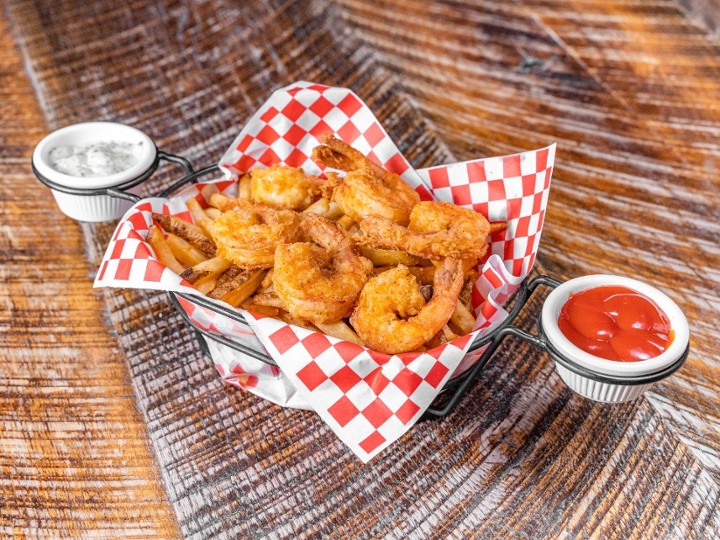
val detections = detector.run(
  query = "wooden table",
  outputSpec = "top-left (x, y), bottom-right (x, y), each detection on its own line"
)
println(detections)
top-left (2, 1), bottom-right (718, 538)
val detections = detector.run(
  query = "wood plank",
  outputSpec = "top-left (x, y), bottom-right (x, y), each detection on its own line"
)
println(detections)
top-left (0, 10), bottom-right (180, 539)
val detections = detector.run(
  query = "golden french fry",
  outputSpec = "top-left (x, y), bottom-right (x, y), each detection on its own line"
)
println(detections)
top-left (147, 225), bottom-right (185, 275)
top-left (315, 321), bottom-right (364, 346)
top-left (166, 234), bottom-right (208, 266)
top-left (180, 256), bottom-right (231, 284)
top-left (360, 246), bottom-right (424, 267)
top-left (260, 268), bottom-right (274, 291)
top-left (204, 207), bottom-right (221, 220)
top-left (303, 197), bottom-right (329, 215)
top-left (450, 300), bottom-right (475, 336)
top-left (220, 269), bottom-right (266, 307)
top-left (152, 213), bottom-right (216, 257)
top-left (278, 311), bottom-right (318, 332)
top-left (186, 197), bottom-right (215, 238)
top-left (459, 274), bottom-right (475, 309)
top-left (336, 215), bottom-right (354, 230)
top-left (207, 265), bottom-right (245, 299)
top-left (489, 221), bottom-right (507, 233)
top-left (240, 300), bottom-right (283, 318)
top-left (238, 173), bottom-right (251, 200)
top-left (325, 201), bottom-right (344, 220)
top-left (208, 266), bottom-right (251, 299)
top-left (303, 197), bottom-right (344, 221)
top-left (251, 292), bottom-right (285, 309)
top-left (194, 275), bottom-right (218, 294)
top-left (441, 325), bottom-right (459, 342)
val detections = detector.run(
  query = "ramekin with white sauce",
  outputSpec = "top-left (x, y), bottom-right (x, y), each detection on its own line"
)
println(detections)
top-left (32, 122), bottom-right (158, 221)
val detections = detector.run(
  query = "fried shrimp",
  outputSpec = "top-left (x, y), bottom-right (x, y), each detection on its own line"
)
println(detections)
top-left (356, 201), bottom-right (491, 260)
top-left (350, 257), bottom-right (464, 354)
top-left (249, 164), bottom-right (323, 210)
top-left (312, 135), bottom-right (420, 225)
top-left (209, 202), bottom-right (300, 268)
top-left (273, 213), bottom-right (372, 324)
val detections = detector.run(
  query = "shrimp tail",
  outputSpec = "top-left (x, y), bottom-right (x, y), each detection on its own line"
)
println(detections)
top-left (434, 257), bottom-right (464, 294)
top-left (313, 134), bottom-right (368, 172)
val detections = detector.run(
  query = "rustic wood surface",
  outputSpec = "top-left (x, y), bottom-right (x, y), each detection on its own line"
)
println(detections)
top-left (0, 9), bottom-right (180, 539)
top-left (1, 0), bottom-right (719, 538)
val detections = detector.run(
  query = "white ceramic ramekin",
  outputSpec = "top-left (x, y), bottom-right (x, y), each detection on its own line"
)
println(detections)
top-left (541, 274), bottom-right (689, 403)
top-left (32, 122), bottom-right (157, 222)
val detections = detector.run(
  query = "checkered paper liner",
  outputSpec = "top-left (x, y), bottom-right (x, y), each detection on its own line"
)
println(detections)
top-left (95, 81), bottom-right (556, 462)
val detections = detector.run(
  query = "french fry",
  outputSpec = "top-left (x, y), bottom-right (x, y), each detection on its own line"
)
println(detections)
top-left (260, 268), bottom-right (274, 291)
top-left (303, 197), bottom-right (329, 215)
top-left (251, 292), bottom-right (285, 309)
top-left (238, 173), bottom-right (252, 199)
top-left (207, 265), bottom-right (245, 299)
top-left (152, 213), bottom-right (216, 257)
top-left (207, 266), bottom-right (249, 299)
top-left (315, 321), bottom-right (364, 346)
top-left (219, 269), bottom-right (265, 307)
top-left (336, 215), bottom-right (354, 230)
top-left (240, 300), bottom-right (282, 318)
top-left (459, 273), bottom-right (476, 308)
top-left (194, 275), bottom-right (219, 294)
top-left (278, 311), bottom-right (319, 332)
top-left (361, 246), bottom-right (424, 267)
top-left (180, 256), bottom-right (231, 284)
top-left (186, 197), bottom-right (215, 238)
top-left (146, 225), bottom-right (185, 275)
top-left (204, 207), bottom-right (221, 220)
top-left (303, 197), bottom-right (343, 220)
top-left (450, 300), bottom-right (475, 336)
top-left (166, 234), bottom-right (208, 266)
top-left (441, 325), bottom-right (459, 342)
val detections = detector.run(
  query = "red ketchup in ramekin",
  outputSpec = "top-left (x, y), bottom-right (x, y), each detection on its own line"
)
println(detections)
top-left (557, 285), bottom-right (674, 362)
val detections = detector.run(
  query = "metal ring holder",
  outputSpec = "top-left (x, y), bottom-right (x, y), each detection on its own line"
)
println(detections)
top-left (35, 149), bottom-right (690, 417)
top-left (32, 148), bottom-right (195, 203)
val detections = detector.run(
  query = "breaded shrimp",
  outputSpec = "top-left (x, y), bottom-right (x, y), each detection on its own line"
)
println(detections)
top-left (312, 135), bottom-right (420, 225)
top-left (209, 201), bottom-right (300, 268)
top-left (350, 258), bottom-right (464, 354)
top-left (249, 164), bottom-right (323, 211)
top-left (356, 201), bottom-right (491, 260)
top-left (273, 213), bottom-right (372, 324)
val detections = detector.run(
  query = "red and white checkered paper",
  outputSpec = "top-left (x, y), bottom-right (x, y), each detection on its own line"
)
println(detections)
top-left (95, 81), bottom-right (555, 462)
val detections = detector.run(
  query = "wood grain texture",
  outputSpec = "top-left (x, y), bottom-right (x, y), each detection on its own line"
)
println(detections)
top-left (0, 8), bottom-right (180, 539)
top-left (4, 0), bottom-right (720, 538)
top-left (335, 0), bottom-right (720, 480)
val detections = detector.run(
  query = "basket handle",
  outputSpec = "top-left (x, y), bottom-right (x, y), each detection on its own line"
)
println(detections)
top-left (105, 150), bottom-right (195, 203)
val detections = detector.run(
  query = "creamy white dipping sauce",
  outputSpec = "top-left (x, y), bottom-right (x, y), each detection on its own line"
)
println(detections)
top-left (48, 140), bottom-right (144, 177)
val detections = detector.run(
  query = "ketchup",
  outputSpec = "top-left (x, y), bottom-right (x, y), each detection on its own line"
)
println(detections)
top-left (557, 285), bottom-right (673, 362)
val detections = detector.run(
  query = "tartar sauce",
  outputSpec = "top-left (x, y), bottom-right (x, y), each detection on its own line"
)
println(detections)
top-left (48, 140), bottom-right (143, 177)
